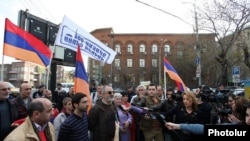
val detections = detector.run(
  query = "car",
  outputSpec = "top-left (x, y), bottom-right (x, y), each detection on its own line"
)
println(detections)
top-left (61, 82), bottom-right (74, 93)
top-left (232, 88), bottom-right (245, 96)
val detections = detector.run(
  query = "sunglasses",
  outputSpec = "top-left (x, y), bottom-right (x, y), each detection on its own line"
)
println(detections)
top-left (107, 91), bottom-right (115, 95)
top-left (1, 88), bottom-right (11, 91)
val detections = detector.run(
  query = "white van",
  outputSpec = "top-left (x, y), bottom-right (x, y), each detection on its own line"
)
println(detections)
top-left (61, 82), bottom-right (74, 93)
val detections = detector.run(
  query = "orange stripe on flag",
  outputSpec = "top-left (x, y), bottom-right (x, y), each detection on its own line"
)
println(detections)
top-left (4, 44), bottom-right (45, 66)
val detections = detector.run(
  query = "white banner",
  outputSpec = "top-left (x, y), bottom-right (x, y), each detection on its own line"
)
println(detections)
top-left (55, 16), bottom-right (117, 64)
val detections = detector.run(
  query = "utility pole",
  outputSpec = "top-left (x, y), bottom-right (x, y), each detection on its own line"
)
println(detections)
top-left (194, 0), bottom-right (202, 86)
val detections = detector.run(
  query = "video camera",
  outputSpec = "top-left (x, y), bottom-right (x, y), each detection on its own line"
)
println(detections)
top-left (217, 108), bottom-right (232, 116)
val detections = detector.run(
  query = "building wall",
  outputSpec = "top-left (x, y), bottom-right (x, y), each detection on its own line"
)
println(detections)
top-left (90, 28), bottom-right (217, 89)
top-left (0, 61), bottom-right (66, 88)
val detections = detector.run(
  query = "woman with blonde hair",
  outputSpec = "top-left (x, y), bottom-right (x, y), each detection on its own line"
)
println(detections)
top-left (163, 91), bottom-right (203, 141)
top-left (53, 97), bottom-right (73, 140)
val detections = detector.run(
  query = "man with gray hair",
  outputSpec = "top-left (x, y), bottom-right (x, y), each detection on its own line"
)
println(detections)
top-left (0, 82), bottom-right (18, 140)
top-left (88, 85), bottom-right (118, 141)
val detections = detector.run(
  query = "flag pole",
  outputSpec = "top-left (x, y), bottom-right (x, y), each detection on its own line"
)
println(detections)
top-left (164, 67), bottom-right (167, 100)
top-left (1, 55), bottom-right (4, 81)
top-left (46, 45), bottom-right (55, 89)
top-left (1, 19), bottom-right (7, 81)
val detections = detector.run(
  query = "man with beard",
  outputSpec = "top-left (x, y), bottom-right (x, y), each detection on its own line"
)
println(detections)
top-left (88, 85), bottom-right (118, 141)
top-left (57, 93), bottom-right (89, 141)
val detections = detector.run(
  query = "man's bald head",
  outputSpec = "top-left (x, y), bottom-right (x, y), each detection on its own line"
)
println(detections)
top-left (20, 83), bottom-right (32, 98)
top-left (27, 98), bottom-right (52, 117)
top-left (27, 98), bottom-right (53, 125)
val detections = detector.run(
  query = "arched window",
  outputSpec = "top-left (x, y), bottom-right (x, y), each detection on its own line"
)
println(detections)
top-left (164, 44), bottom-right (170, 53)
top-left (127, 44), bottom-right (133, 53)
top-left (151, 44), bottom-right (158, 53)
top-left (139, 44), bottom-right (145, 52)
top-left (115, 44), bottom-right (121, 52)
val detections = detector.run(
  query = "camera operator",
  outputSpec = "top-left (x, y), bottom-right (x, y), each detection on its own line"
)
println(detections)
top-left (217, 93), bottom-right (235, 123)
top-left (135, 83), bottom-right (164, 141)
top-left (196, 93), bottom-right (212, 124)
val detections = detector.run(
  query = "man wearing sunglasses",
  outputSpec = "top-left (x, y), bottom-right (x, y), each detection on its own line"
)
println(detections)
top-left (12, 83), bottom-right (33, 120)
top-left (88, 85), bottom-right (118, 141)
top-left (0, 82), bottom-right (18, 140)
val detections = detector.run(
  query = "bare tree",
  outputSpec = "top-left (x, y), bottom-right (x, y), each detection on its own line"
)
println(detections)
top-left (198, 0), bottom-right (250, 85)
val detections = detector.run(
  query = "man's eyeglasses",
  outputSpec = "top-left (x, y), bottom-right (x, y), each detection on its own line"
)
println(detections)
top-left (1, 88), bottom-right (10, 91)
top-left (107, 91), bottom-right (115, 95)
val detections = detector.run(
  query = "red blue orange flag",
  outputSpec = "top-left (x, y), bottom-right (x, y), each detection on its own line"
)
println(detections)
top-left (74, 45), bottom-right (92, 112)
top-left (164, 57), bottom-right (186, 92)
top-left (3, 18), bottom-right (52, 67)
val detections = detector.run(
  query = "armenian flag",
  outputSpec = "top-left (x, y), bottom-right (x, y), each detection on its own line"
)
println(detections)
top-left (3, 18), bottom-right (52, 67)
top-left (164, 57), bottom-right (186, 92)
top-left (74, 45), bottom-right (92, 111)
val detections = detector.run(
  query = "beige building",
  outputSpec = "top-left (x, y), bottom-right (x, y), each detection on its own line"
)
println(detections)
top-left (0, 61), bottom-right (69, 88)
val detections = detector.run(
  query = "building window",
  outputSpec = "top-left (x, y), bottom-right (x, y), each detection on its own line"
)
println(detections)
top-left (115, 59), bottom-right (120, 67)
top-left (177, 51), bottom-right (183, 59)
top-left (139, 59), bottom-right (145, 67)
top-left (114, 74), bottom-right (119, 82)
top-left (152, 59), bottom-right (157, 67)
top-left (152, 44), bottom-right (158, 53)
top-left (164, 44), bottom-right (170, 53)
top-left (115, 44), bottom-right (121, 52)
top-left (127, 44), bottom-right (133, 53)
top-left (139, 44), bottom-right (146, 52)
top-left (127, 59), bottom-right (133, 67)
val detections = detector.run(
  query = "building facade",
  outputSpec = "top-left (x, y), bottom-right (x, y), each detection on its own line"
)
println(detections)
top-left (0, 61), bottom-right (69, 88)
top-left (89, 28), bottom-right (217, 89)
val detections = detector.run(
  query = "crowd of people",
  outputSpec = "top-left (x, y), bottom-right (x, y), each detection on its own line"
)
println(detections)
top-left (0, 81), bottom-right (250, 141)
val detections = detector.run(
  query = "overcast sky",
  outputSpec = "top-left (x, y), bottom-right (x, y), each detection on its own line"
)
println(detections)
top-left (0, 0), bottom-right (198, 66)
